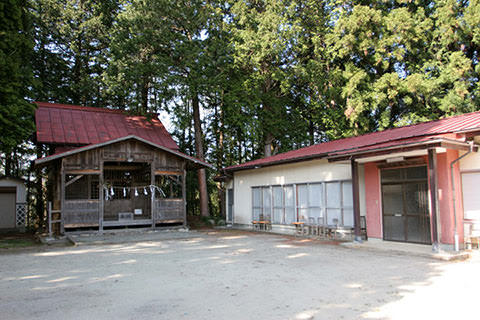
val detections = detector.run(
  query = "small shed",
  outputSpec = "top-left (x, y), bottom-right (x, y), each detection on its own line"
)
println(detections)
top-left (0, 177), bottom-right (27, 231)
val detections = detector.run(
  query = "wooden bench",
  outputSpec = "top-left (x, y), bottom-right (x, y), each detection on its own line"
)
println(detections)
top-left (252, 220), bottom-right (271, 231)
top-left (471, 237), bottom-right (480, 249)
top-left (292, 222), bottom-right (305, 236)
top-left (464, 221), bottom-right (480, 249)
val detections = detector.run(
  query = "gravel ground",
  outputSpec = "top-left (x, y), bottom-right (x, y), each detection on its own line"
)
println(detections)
top-left (1, 229), bottom-right (479, 320)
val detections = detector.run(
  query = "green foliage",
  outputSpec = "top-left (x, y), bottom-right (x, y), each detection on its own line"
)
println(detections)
top-left (0, 0), bottom-right (35, 176)
top-left (3, 0), bottom-right (480, 214)
top-left (325, 0), bottom-right (479, 134)
top-left (30, 0), bottom-right (120, 105)
top-left (228, 0), bottom-right (310, 155)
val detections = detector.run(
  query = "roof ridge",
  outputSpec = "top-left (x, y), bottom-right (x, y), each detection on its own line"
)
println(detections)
top-left (224, 110), bottom-right (480, 171)
top-left (346, 110), bottom-right (480, 140)
top-left (263, 110), bottom-right (480, 157)
top-left (34, 102), bottom-right (127, 115)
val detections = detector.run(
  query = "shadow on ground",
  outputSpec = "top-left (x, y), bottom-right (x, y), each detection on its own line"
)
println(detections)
top-left (1, 229), bottom-right (478, 320)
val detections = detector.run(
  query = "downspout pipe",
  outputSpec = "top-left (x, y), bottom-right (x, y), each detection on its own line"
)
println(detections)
top-left (450, 141), bottom-right (474, 252)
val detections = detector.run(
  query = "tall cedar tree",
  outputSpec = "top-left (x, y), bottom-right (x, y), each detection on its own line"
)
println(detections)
top-left (108, 0), bottom-right (228, 216)
top-left (11, 0), bottom-right (480, 219)
top-left (229, 0), bottom-right (306, 157)
top-left (31, 0), bottom-right (119, 106)
top-left (0, 0), bottom-right (35, 176)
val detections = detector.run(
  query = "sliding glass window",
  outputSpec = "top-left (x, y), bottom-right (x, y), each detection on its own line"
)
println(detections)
top-left (252, 181), bottom-right (353, 227)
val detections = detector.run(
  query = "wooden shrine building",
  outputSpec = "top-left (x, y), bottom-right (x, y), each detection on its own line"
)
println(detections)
top-left (34, 102), bottom-right (212, 233)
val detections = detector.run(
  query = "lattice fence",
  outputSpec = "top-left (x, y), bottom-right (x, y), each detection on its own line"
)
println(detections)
top-left (16, 203), bottom-right (27, 227)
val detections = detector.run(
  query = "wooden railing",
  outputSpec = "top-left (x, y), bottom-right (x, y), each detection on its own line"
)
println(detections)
top-left (154, 199), bottom-right (184, 222)
top-left (48, 202), bottom-right (62, 237)
top-left (63, 200), bottom-right (99, 227)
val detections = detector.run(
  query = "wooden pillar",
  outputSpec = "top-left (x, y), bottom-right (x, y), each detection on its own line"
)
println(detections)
top-left (60, 160), bottom-right (65, 234)
top-left (182, 166), bottom-right (187, 227)
top-left (99, 161), bottom-right (104, 233)
top-left (151, 162), bottom-right (155, 229)
top-left (351, 158), bottom-right (362, 242)
top-left (87, 175), bottom-right (91, 199)
top-left (428, 148), bottom-right (440, 251)
top-left (48, 201), bottom-right (53, 238)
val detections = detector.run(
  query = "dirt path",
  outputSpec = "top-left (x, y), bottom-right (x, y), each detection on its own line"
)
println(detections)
top-left (1, 230), bottom-right (478, 319)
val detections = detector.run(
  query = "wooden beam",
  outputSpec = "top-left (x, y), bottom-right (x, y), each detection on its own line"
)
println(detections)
top-left (428, 148), bottom-right (440, 251)
top-left (65, 169), bottom-right (101, 175)
top-left (154, 170), bottom-right (183, 176)
top-left (103, 165), bottom-right (145, 171)
top-left (351, 159), bottom-right (362, 242)
top-left (65, 175), bottom-right (84, 188)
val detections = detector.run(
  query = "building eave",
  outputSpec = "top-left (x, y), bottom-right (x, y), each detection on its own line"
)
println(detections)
top-left (35, 135), bottom-right (214, 170)
top-left (327, 138), bottom-right (478, 162)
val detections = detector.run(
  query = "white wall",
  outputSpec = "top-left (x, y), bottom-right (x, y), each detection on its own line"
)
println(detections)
top-left (460, 150), bottom-right (480, 172)
top-left (459, 142), bottom-right (480, 242)
top-left (0, 178), bottom-right (26, 203)
top-left (232, 159), bottom-right (351, 225)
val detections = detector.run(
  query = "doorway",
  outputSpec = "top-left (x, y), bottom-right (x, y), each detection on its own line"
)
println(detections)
top-left (103, 162), bottom-right (151, 222)
top-left (381, 166), bottom-right (431, 244)
top-left (0, 187), bottom-right (16, 229)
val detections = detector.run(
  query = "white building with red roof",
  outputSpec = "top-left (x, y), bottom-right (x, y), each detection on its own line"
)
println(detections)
top-left (222, 112), bottom-right (480, 251)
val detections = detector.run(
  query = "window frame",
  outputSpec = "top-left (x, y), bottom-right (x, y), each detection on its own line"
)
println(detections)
top-left (251, 179), bottom-right (353, 226)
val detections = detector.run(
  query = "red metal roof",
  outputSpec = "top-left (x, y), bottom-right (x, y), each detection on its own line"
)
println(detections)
top-left (225, 111), bottom-right (480, 172)
top-left (35, 102), bottom-right (179, 150)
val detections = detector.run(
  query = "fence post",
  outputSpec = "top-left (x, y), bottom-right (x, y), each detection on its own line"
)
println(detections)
top-left (48, 201), bottom-right (52, 238)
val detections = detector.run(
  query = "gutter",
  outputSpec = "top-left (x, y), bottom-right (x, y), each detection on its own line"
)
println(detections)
top-left (450, 141), bottom-right (475, 252)
top-left (225, 137), bottom-right (474, 173)
top-left (224, 153), bottom-right (329, 173)
top-left (328, 138), bottom-right (473, 161)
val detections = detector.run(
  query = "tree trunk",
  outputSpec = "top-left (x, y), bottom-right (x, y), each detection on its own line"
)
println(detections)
top-left (264, 131), bottom-right (274, 157)
top-left (5, 153), bottom-right (12, 176)
top-left (217, 91), bottom-right (225, 218)
top-left (192, 93), bottom-right (209, 217)
top-left (141, 76), bottom-right (149, 113)
top-left (309, 120), bottom-right (315, 145)
top-left (13, 150), bottom-right (19, 177)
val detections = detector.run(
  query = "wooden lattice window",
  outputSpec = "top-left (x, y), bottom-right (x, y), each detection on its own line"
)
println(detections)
top-left (65, 175), bottom-right (99, 200)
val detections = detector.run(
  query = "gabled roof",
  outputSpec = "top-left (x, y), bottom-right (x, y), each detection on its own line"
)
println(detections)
top-left (35, 102), bottom-right (179, 150)
top-left (225, 111), bottom-right (480, 172)
top-left (35, 135), bottom-right (214, 169)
